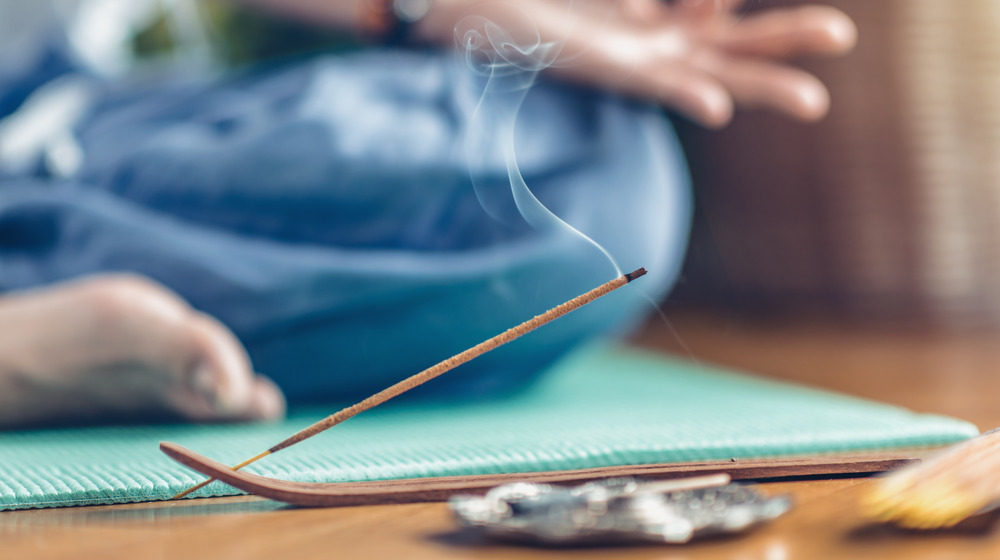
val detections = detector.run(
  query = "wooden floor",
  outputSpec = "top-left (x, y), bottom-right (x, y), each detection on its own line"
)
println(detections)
top-left (6, 310), bottom-right (1000, 559)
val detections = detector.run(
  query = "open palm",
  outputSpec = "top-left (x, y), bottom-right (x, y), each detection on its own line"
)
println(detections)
top-left (542, 0), bottom-right (857, 126)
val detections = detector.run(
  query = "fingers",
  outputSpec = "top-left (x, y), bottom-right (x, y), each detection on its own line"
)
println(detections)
top-left (720, 6), bottom-right (858, 58)
top-left (678, 0), bottom-right (745, 20)
top-left (609, 2), bottom-right (850, 124)
top-left (621, 0), bottom-right (662, 20)
top-left (549, 39), bottom-right (734, 127)
top-left (637, 63), bottom-right (735, 127)
top-left (706, 55), bottom-right (831, 121)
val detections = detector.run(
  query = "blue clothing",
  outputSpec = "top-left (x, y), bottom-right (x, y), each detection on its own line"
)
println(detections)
top-left (0, 48), bottom-right (692, 402)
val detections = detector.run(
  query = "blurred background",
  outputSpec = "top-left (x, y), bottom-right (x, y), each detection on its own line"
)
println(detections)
top-left (9, 0), bottom-right (999, 329)
top-left (0, 0), bottom-right (361, 75)
top-left (668, 0), bottom-right (1000, 329)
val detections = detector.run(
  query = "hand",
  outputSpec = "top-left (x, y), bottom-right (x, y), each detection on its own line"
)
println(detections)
top-left (419, 0), bottom-right (858, 127)
top-left (0, 275), bottom-right (285, 427)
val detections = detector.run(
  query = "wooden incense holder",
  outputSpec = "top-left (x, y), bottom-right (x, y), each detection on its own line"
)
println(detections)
top-left (161, 441), bottom-right (918, 507)
top-left (162, 268), bottom-right (928, 506)
top-left (168, 268), bottom-right (649, 500)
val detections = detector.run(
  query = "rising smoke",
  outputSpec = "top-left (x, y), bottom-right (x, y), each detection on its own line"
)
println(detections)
top-left (456, 5), bottom-right (624, 277)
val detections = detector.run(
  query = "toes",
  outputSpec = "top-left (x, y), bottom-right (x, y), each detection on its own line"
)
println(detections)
top-left (62, 274), bottom-right (196, 371)
top-left (165, 312), bottom-right (287, 423)
top-left (0, 274), bottom-right (287, 426)
top-left (79, 276), bottom-right (273, 421)
top-left (79, 275), bottom-right (280, 422)
top-left (0, 274), bottom-right (199, 425)
top-left (246, 376), bottom-right (287, 421)
top-left (186, 313), bottom-right (257, 415)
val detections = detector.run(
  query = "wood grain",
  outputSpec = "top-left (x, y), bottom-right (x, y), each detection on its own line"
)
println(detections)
top-left (6, 310), bottom-right (1000, 559)
top-left (6, 479), bottom-right (1000, 560)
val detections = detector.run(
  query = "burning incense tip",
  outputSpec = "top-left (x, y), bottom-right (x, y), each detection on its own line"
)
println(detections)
top-left (624, 268), bottom-right (647, 283)
top-left (170, 267), bottom-right (648, 500)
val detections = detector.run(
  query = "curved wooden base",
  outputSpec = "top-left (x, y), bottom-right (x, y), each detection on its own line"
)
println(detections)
top-left (160, 442), bottom-right (920, 508)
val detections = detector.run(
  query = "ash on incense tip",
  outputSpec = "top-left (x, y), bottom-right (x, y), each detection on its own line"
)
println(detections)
top-left (625, 268), bottom-right (647, 283)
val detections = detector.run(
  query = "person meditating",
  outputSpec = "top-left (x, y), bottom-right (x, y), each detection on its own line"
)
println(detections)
top-left (0, 0), bottom-right (856, 427)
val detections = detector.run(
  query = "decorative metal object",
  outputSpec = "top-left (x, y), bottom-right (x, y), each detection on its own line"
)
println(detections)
top-left (450, 476), bottom-right (792, 545)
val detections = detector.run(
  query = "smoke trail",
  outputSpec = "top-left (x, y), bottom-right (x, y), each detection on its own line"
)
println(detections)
top-left (456, 6), bottom-right (623, 277)
top-left (454, 4), bottom-right (702, 364)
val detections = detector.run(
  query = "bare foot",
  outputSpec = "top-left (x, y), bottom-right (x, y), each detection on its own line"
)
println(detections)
top-left (0, 274), bottom-right (286, 427)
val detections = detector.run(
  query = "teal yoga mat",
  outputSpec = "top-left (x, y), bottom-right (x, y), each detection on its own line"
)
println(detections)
top-left (0, 346), bottom-right (978, 511)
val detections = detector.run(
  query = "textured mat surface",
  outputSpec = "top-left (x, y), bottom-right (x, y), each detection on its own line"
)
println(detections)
top-left (0, 346), bottom-right (978, 511)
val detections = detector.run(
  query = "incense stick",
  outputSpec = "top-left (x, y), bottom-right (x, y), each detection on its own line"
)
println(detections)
top-left (172, 267), bottom-right (647, 500)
